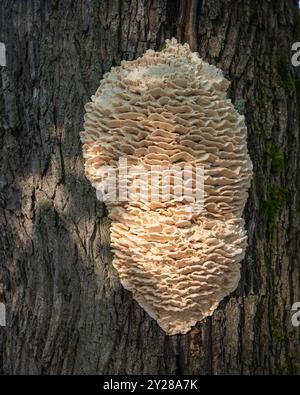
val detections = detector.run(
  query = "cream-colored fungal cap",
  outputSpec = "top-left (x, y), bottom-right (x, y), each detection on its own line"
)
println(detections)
top-left (81, 38), bottom-right (253, 335)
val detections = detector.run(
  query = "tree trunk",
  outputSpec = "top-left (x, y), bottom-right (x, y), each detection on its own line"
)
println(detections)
top-left (0, 0), bottom-right (299, 375)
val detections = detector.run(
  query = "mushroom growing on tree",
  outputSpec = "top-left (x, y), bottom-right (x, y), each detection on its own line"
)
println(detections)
top-left (81, 39), bottom-right (253, 335)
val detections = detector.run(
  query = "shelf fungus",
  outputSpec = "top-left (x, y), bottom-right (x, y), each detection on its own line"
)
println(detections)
top-left (81, 38), bottom-right (253, 335)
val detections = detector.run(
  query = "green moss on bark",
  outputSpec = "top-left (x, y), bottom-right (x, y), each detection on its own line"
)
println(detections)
top-left (276, 59), bottom-right (296, 95)
top-left (264, 142), bottom-right (284, 174)
top-left (262, 185), bottom-right (288, 225)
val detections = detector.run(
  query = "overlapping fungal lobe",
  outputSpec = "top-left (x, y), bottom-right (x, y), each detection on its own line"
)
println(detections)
top-left (81, 39), bottom-right (253, 335)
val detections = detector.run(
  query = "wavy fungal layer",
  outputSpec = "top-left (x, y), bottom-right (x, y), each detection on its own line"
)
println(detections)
top-left (81, 39), bottom-right (253, 335)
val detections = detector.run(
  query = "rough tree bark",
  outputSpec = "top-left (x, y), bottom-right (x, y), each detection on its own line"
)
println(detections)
top-left (0, 0), bottom-right (300, 375)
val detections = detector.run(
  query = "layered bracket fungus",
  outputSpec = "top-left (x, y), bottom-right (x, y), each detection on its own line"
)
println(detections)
top-left (81, 38), bottom-right (253, 335)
